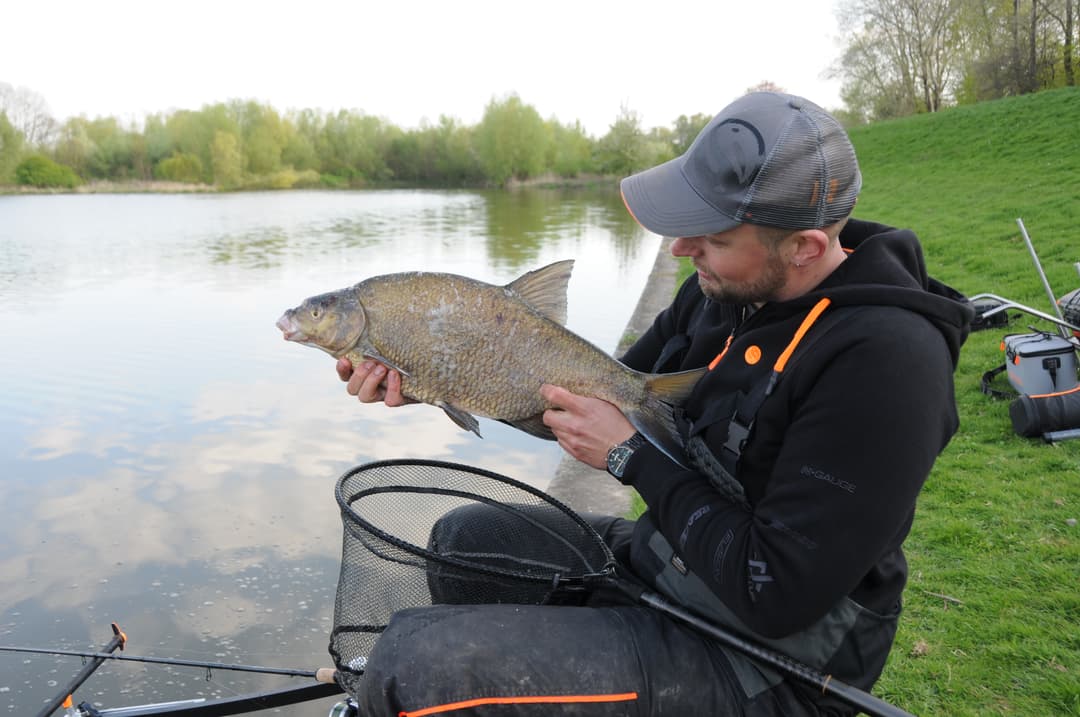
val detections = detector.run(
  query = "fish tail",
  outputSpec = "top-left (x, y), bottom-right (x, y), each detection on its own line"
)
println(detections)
top-left (627, 368), bottom-right (706, 469)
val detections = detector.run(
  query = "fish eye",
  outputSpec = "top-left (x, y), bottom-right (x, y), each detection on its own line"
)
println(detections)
top-left (311, 308), bottom-right (321, 319)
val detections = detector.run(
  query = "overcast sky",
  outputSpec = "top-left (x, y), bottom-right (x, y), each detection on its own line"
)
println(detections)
top-left (3, 0), bottom-right (848, 137)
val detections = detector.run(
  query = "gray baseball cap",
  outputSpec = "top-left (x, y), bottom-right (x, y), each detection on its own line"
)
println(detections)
top-left (620, 92), bottom-right (861, 237)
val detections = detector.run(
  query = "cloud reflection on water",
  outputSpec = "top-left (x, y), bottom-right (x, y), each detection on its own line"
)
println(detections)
top-left (5, 377), bottom-right (560, 606)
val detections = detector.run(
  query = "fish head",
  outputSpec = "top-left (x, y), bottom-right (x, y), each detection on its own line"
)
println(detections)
top-left (276, 289), bottom-right (367, 357)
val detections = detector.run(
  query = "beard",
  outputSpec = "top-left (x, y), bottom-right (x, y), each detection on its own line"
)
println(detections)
top-left (697, 250), bottom-right (788, 305)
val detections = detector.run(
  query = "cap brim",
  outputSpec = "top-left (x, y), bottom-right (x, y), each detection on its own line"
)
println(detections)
top-left (620, 157), bottom-right (740, 237)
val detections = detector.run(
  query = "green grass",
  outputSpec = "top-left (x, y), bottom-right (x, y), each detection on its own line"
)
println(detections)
top-left (853, 89), bottom-right (1080, 717)
top-left (632, 88), bottom-right (1080, 716)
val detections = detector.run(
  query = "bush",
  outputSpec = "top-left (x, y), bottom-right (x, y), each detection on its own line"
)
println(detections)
top-left (293, 169), bottom-right (322, 188)
top-left (264, 168), bottom-right (299, 189)
top-left (14, 155), bottom-right (81, 188)
top-left (154, 152), bottom-right (204, 183)
top-left (319, 173), bottom-right (348, 188)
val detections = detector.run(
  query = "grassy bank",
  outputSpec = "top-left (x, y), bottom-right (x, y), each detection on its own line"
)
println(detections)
top-left (644, 88), bottom-right (1079, 716)
top-left (853, 87), bottom-right (1079, 717)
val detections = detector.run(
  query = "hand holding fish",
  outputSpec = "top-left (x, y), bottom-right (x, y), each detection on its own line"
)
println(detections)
top-left (541, 384), bottom-right (637, 470)
top-left (337, 358), bottom-right (416, 407)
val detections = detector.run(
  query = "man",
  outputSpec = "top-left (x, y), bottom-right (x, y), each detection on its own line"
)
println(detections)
top-left (338, 92), bottom-right (972, 715)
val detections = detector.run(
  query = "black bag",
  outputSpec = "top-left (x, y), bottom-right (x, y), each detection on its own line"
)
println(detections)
top-left (1008, 386), bottom-right (1080, 437)
top-left (969, 297), bottom-right (1012, 332)
top-left (1058, 287), bottom-right (1080, 334)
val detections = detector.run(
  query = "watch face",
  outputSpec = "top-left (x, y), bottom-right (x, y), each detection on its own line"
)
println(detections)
top-left (607, 445), bottom-right (635, 478)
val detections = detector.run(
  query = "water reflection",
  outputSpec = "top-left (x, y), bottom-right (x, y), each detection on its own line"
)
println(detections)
top-left (0, 189), bottom-right (659, 714)
top-left (207, 230), bottom-right (292, 268)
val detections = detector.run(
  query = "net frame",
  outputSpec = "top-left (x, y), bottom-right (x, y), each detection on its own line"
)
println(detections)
top-left (328, 459), bottom-right (618, 692)
top-left (334, 459), bottom-right (616, 584)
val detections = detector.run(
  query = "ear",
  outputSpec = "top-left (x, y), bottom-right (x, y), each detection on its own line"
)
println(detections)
top-left (789, 229), bottom-right (830, 266)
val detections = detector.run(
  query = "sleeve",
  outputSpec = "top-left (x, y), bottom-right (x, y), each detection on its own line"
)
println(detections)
top-left (620, 310), bottom-right (958, 637)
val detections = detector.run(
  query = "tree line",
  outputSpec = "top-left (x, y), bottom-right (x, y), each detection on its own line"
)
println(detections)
top-left (4, 0), bottom-right (1077, 192)
top-left (0, 85), bottom-right (712, 190)
top-left (832, 0), bottom-right (1078, 122)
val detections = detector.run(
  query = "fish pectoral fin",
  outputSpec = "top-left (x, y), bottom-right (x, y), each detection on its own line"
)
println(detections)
top-left (362, 348), bottom-right (411, 377)
top-left (437, 402), bottom-right (482, 437)
top-left (505, 259), bottom-right (574, 325)
top-left (499, 415), bottom-right (556, 441)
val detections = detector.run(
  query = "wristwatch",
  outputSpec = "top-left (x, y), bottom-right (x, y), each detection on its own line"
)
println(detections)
top-left (606, 432), bottom-right (646, 478)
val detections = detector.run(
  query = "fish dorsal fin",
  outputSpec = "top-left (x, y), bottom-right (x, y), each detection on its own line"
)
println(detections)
top-left (505, 259), bottom-right (574, 325)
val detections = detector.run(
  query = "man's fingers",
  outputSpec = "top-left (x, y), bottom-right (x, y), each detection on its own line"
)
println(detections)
top-left (358, 364), bottom-right (388, 402)
top-left (336, 357), bottom-right (354, 382)
top-left (540, 383), bottom-right (578, 410)
top-left (383, 368), bottom-right (408, 407)
top-left (344, 361), bottom-right (383, 400)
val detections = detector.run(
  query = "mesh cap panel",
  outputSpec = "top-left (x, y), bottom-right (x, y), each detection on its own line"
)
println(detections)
top-left (740, 104), bottom-right (861, 228)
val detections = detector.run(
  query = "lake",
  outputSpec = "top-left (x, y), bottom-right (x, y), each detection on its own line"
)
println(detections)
top-left (0, 188), bottom-right (661, 714)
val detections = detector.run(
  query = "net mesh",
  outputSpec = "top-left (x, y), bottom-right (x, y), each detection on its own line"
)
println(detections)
top-left (328, 459), bottom-right (615, 695)
top-left (1059, 287), bottom-right (1080, 336)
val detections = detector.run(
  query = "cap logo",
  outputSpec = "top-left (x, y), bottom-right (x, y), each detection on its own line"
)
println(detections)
top-left (703, 119), bottom-right (765, 194)
top-left (826, 179), bottom-right (840, 203)
top-left (807, 179), bottom-right (842, 207)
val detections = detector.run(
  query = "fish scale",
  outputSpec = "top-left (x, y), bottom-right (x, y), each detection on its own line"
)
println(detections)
top-left (352, 271), bottom-right (599, 421)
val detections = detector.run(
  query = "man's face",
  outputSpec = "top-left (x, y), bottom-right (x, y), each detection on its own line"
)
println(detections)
top-left (671, 224), bottom-right (788, 305)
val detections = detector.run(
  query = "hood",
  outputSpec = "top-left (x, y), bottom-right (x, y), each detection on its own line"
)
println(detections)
top-left (784, 218), bottom-right (974, 367)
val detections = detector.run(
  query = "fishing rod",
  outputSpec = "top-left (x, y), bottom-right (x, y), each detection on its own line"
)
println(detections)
top-left (0, 644), bottom-right (321, 679)
top-left (636, 591), bottom-right (917, 717)
top-left (3, 623), bottom-right (346, 717)
top-left (32, 622), bottom-right (127, 717)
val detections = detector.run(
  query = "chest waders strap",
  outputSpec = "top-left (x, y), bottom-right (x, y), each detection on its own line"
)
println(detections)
top-left (687, 299), bottom-right (857, 507)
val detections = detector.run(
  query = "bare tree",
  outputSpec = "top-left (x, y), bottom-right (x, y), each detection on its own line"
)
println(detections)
top-left (830, 29), bottom-right (917, 121)
top-left (960, 0), bottom-right (1073, 98)
top-left (1011, 0), bottom-right (1038, 92)
top-left (745, 80), bottom-right (787, 94)
top-left (1043, 0), bottom-right (1078, 85)
top-left (0, 82), bottom-right (57, 146)
top-left (834, 0), bottom-right (965, 117)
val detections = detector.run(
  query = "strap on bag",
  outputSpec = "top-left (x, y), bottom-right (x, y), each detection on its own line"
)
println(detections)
top-left (980, 363), bottom-right (1014, 400)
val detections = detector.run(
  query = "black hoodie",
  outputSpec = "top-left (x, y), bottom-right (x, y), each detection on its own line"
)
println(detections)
top-left (619, 219), bottom-right (973, 645)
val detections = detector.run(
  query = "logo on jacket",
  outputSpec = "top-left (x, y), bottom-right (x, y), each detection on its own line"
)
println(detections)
top-left (679, 505), bottom-right (711, 551)
top-left (747, 559), bottom-right (774, 598)
top-left (800, 464), bottom-right (857, 494)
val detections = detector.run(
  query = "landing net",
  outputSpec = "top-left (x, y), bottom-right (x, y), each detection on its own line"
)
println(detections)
top-left (328, 459), bottom-right (616, 695)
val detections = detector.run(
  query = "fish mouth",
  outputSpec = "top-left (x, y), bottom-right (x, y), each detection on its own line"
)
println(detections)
top-left (276, 314), bottom-right (306, 342)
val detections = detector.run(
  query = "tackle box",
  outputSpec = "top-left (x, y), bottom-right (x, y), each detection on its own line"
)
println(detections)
top-left (1002, 331), bottom-right (1078, 395)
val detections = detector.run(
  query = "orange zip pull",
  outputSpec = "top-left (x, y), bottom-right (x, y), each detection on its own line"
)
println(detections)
top-left (708, 333), bottom-right (736, 370)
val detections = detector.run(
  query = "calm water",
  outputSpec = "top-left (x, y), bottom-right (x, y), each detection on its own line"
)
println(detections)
top-left (0, 189), bottom-right (660, 713)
